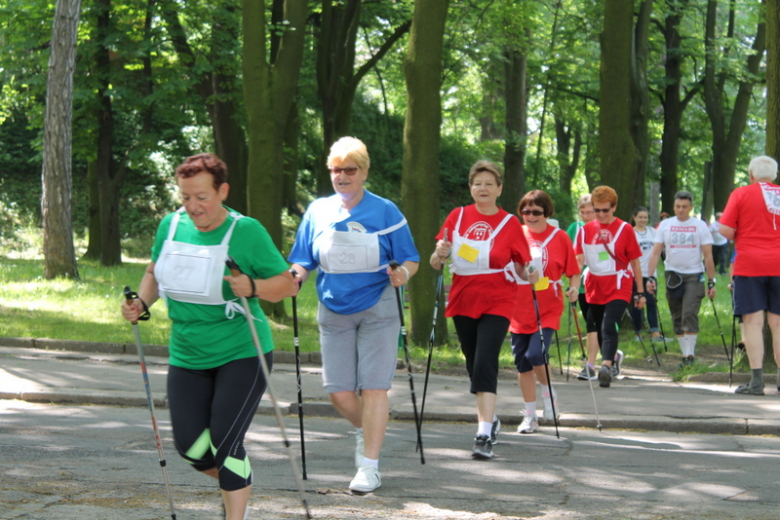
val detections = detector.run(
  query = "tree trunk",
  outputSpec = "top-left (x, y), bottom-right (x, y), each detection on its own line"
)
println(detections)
top-left (628, 0), bottom-right (653, 209)
top-left (502, 44), bottom-right (527, 210)
top-left (161, 0), bottom-right (248, 214)
top-left (701, 161), bottom-right (713, 221)
top-left (402, 0), bottom-right (449, 345)
top-left (769, 0), bottom-right (780, 158)
top-left (599, 0), bottom-right (640, 220)
top-left (315, 1), bottom-right (411, 196)
top-left (42, 0), bottom-right (81, 280)
top-left (555, 114), bottom-right (582, 197)
top-left (82, 157), bottom-right (101, 260)
top-left (704, 0), bottom-right (767, 212)
top-left (243, 0), bottom-right (306, 317)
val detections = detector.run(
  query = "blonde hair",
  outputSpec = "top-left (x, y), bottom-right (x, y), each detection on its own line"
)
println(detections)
top-left (468, 160), bottom-right (503, 186)
top-left (327, 136), bottom-right (370, 171)
top-left (577, 194), bottom-right (592, 209)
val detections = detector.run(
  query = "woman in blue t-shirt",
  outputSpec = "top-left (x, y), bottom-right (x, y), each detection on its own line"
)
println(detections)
top-left (289, 137), bottom-right (420, 495)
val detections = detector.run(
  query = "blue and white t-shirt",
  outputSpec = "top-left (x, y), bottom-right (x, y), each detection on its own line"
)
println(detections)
top-left (288, 190), bottom-right (419, 314)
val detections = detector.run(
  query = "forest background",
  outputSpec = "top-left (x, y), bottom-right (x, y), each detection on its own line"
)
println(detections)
top-left (1, 0), bottom-right (779, 346)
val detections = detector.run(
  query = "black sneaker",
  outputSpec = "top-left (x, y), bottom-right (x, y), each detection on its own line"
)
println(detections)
top-left (735, 382), bottom-right (765, 395)
top-left (598, 364), bottom-right (612, 388)
top-left (490, 417), bottom-right (501, 445)
top-left (471, 434), bottom-right (493, 459)
top-left (577, 366), bottom-right (597, 381)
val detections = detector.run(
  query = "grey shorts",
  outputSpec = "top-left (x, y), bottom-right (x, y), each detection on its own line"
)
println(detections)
top-left (666, 272), bottom-right (705, 335)
top-left (317, 284), bottom-right (400, 394)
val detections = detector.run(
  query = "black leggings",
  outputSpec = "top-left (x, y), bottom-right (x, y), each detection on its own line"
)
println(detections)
top-left (587, 300), bottom-right (628, 364)
top-left (452, 314), bottom-right (510, 394)
top-left (167, 353), bottom-right (272, 492)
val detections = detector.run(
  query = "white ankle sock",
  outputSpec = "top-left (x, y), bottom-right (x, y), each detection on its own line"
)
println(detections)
top-left (525, 401), bottom-right (537, 415)
top-left (688, 334), bottom-right (697, 356)
top-left (361, 456), bottom-right (379, 469)
top-left (478, 421), bottom-right (493, 437)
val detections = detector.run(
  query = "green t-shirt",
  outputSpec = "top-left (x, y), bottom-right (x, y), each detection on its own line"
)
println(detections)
top-left (566, 220), bottom-right (586, 294)
top-left (152, 207), bottom-right (289, 370)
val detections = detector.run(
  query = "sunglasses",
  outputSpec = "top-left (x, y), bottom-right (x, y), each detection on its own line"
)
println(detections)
top-left (593, 208), bottom-right (613, 213)
top-left (329, 166), bottom-right (359, 175)
top-left (520, 209), bottom-right (544, 217)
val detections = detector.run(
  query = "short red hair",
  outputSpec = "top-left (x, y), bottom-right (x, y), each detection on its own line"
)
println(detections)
top-left (591, 186), bottom-right (617, 207)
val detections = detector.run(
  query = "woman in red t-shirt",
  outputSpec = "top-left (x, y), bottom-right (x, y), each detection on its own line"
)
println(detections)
top-left (429, 160), bottom-right (532, 460)
top-left (574, 186), bottom-right (646, 388)
top-left (509, 190), bottom-right (580, 434)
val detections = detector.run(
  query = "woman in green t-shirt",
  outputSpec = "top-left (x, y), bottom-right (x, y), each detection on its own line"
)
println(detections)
top-left (121, 153), bottom-right (297, 520)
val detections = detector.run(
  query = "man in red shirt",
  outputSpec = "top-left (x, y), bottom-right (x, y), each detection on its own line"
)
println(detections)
top-left (719, 155), bottom-right (780, 395)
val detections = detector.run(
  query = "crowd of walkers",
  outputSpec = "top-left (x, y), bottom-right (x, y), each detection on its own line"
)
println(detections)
top-left (120, 140), bottom-right (780, 515)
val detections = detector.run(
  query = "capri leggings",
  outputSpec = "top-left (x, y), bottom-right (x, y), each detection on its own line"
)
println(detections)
top-left (587, 300), bottom-right (628, 363)
top-left (452, 314), bottom-right (510, 394)
top-left (578, 293), bottom-right (598, 333)
top-left (167, 353), bottom-right (272, 492)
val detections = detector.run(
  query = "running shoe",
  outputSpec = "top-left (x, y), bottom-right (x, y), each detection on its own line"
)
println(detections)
top-left (542, 387), bottom-right (559, 422)
top-left (735, 381), bottom-right (765, 395)
top-left (471, 435), bottom-right (494, 459)
top-left (354, 429), bottom-right (364, 468)
top-left (490, 417), bottom-right (501, 445)
top-left (612, 350), bottom-right (624, 378)
top-left (598, 364), bottom-right (612, 388)
top-left (517, 411), bottom-right (539, 434)
top-left (350, 465), bottom-right (381, 494)
top-left (651, 335), bottom-right (667, 343)
top-left (577, 366), bottom-right (598, 381)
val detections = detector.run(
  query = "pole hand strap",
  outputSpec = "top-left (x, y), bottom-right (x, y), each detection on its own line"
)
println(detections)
top-left (123, 286), bottom-right (151, 321)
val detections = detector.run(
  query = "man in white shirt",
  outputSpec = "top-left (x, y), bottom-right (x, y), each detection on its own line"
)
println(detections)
top-left (647, 191), bottom-right (717, 367)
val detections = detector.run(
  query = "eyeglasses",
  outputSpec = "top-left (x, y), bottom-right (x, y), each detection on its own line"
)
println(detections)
top-left (328, 166), bottom-right (360, 175)
top-left (593, 208), bottom-right (613, 213)
top-left (520, 209), bottom-right (544, 217)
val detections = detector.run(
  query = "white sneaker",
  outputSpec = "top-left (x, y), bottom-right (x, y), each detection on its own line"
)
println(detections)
top-left (349, 465), bottom-right (381, 494)
top-left (354, 429), bottom-right (364, 469)
top-left (612, 350), bottom-right (624, 377)
top-left (517, 411), bottom-right (539, 434)
top-left (542, 387), bottom-right (560, 422)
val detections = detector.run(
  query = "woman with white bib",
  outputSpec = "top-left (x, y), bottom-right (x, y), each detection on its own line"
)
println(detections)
top-left (574, 186), bottom-right (645, 388)
top-left (629, 206), bottom-right (663, 341)
top-left (509, 190), bottom-right (580, 434)
top-left (430, 160), bottom-right (532, 460)
top-left (288, 137), bottom-right (419, 494)
top-left (120, 153), bottom-right (298, 520)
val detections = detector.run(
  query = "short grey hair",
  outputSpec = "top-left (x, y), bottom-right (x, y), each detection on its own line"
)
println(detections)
top-left (749, 155), bottom-right (778, 182)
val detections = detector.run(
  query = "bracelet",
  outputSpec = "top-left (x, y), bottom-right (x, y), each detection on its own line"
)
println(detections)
top-left (246, 274), bottom-right (257, 298)
top-left (708, 281), bottom-right (716, 290)
top-left (399, 265), bottom-right (410, 282)
top-left (138, 298), bottom-right (151, 321)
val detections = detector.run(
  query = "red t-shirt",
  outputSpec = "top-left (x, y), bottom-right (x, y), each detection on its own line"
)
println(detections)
top-left (510, 225), bottom-right (580, 333)
top-left (437, 205), bottom-right (531, 319)
top-left (574, 218), bottom-right (641, 304)
top-left (721, 182), bottom-right (780, 276)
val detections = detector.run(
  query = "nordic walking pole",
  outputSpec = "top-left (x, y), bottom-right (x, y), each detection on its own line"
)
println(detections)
top-left (554, 329), bottom-right (563, 375)
top-left (638, 310), bottom-right (661, 367)
top-left (571, 301), bottom-right (602, 432)
top-left (710, 298), bottom-right (731, 361)
top-left (225, 258), bottom-right (311, 519)
top-left (419, 229), bottom-right (447, 449)
top-left (566, 303), bottom-right (573, 381)
top-left (528, 269), bottom-right (560, 439)
top-left (729, 311), bottom-right (736, 387)
top-left (289, 269), bottom-right (307, 480)
top-left (388, 260), bottom-right (425, 464)
top-left (123, 286), bottom-right (177, 520)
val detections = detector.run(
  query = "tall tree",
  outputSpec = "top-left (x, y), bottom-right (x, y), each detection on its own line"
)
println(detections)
top-left (161, 0), bottom-right (249, 214)
top-left (628, 0), bottom-right (653, 209)
top-left (767, 0), bottom-right (780, 158)
top-left (599, 0), bottom-right (640, 219)
top-left (658, 0), bottom-right (699, 215)
top-left (314, 0), bottom-right (411, 196)
top-left (42, 0), bottom-right (81, 279)
top-left (703, 0), bottom-right (767, 212)
top-left (402, 0), bottom-right (449, 344)
top-left (502, 33), bottom-right (529, 208)
top-left (242, 0), bottom-right (306, 316)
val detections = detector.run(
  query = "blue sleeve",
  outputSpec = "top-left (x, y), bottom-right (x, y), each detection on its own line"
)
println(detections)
top-left (287, 208), bottom-right (319, 271)
top-left (383, 201), bottom-right (420, 264)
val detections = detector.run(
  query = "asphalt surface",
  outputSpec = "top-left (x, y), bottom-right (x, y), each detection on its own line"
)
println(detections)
top-left (2, 338), bottom-right (780, 519)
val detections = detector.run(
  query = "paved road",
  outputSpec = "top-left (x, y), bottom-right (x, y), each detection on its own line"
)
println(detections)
top-left (2, 400), bottom-right (780, 520)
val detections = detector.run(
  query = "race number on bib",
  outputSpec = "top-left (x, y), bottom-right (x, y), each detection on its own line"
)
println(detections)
top-left (160, 253), bottom-right (211, 295)
top-left (326, 244), bottom-right (370, 272)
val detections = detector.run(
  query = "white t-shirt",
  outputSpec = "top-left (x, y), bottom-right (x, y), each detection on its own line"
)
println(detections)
top-left (654, 216), bottom-right (713, 274)
top-left (634, 226), bottom-right (656, 277)
top-left (709, 220), bottom-right (728, 246)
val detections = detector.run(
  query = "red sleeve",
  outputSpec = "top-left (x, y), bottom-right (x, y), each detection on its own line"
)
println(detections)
top-left (436, 208), bottom-right (459, 241)
top-left (560, 233), bottom-right (580, 277)
top-left (620, 222), bottom-right (643, 262)
top-left (720, 188), bottom-right (742, 229)
top-left (509, 218), bottom-right (532, 264)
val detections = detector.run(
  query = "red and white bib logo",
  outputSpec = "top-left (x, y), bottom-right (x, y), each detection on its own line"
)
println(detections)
top-left (464, 222), bottom-right (493, 241)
